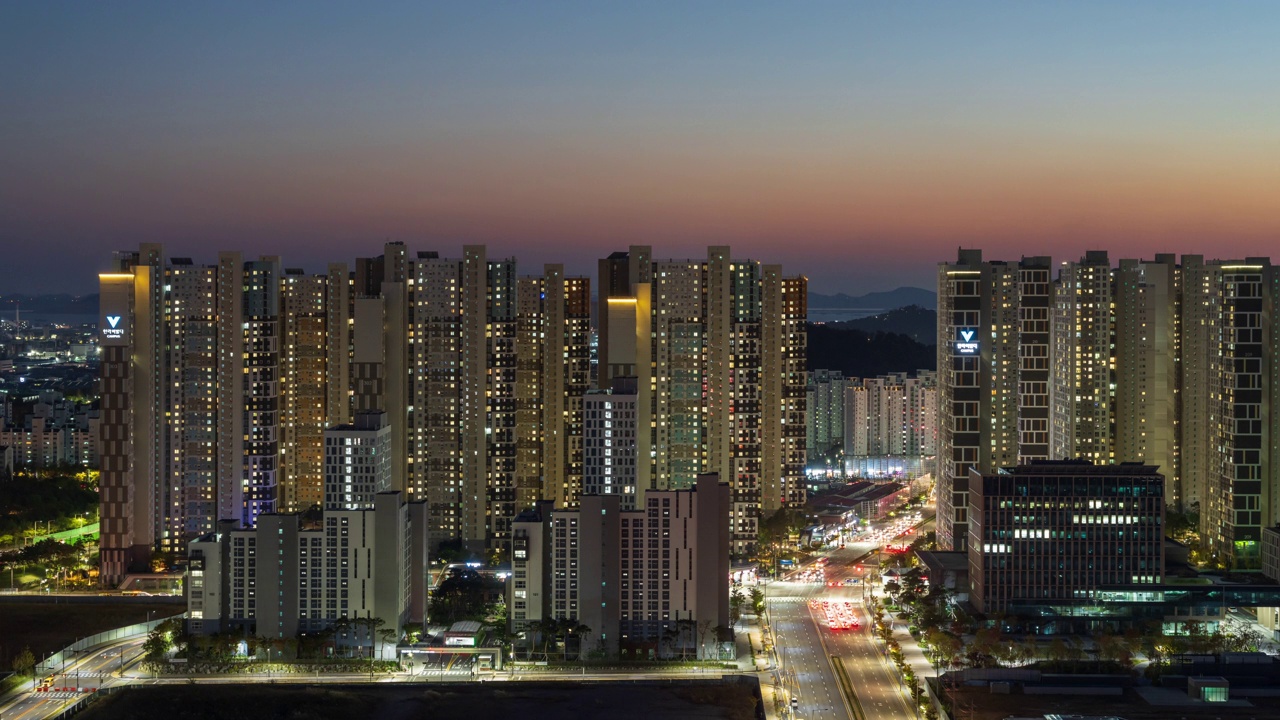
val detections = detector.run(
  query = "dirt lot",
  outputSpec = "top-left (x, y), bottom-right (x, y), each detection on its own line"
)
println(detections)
top-left (81, 681), bottom-right (761, 720)
top-left (0, 599), bottom-right (185, 669)
top-left (948, 685), bottom-right (1280, 720)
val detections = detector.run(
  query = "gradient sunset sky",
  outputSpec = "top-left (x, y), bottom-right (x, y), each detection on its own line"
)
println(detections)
top-left (3, 2), bottom-right (1279, 295)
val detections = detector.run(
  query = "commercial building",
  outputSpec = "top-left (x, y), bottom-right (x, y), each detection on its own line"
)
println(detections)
top-left (508, 474), bottom-right (731, 659)
top-left (967, 460), bottom-right (1165, 615)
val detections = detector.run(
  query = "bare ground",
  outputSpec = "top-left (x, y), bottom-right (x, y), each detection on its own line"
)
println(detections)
top-left (80, 680), bottom-right (762, 720)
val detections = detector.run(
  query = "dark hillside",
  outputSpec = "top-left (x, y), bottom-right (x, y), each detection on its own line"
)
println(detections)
top-left (806, 323), bottom-right (935, 378)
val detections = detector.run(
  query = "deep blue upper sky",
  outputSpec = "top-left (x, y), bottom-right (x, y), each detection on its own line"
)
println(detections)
top-left (3, 2), bottom-right (1279, 294)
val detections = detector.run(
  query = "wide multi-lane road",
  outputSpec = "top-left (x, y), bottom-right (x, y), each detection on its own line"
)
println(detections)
top-left (765, 512), bottom-right (932, 720)
top-left (0, 637), bottom-right (145, 720)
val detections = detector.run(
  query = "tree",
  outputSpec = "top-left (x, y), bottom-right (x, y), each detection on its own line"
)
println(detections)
top-left (923, 629), bottom-right (961, 674)
top-left (883, 580), bottom-right (902, 600)
top-left (377, 627), bottom-right (399, 663)
top-left (730, 589), bottom-right (745, 628)
top-left (143, 627), bottom-right (173, 663)
top-left (1046, 638), bottom-right (1071, 667)
top-left (750, 586), bottom-right (766, 616)
top-left (563, 620), bottom-right (591, 661)
top-left (430, 568), bottom-right (501, 625)
top-left (696, 619), bottom-right (715, 660)
top-left (11, 646), bottom-right (35, 678)
top-left (1096, 633), bottom-right (1132, 668)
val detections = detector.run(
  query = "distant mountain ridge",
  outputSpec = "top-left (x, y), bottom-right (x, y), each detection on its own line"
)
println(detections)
top-left (808, 286), bottom-right (935, 311)
top-left (830, 305), bottom-right (936, 345)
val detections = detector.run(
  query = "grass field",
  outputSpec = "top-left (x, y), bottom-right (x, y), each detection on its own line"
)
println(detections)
top-left (0, 600), bottom-right (185, 671)
top-left (81, 680), bottom-right (761, 720)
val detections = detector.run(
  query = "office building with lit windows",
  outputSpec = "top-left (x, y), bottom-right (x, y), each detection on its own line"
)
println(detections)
top-left (967, 460), bottom-right (1164, 615)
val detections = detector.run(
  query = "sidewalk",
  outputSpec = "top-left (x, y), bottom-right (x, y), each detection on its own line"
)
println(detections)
top-left (734, 612), bottom-right (787, 720)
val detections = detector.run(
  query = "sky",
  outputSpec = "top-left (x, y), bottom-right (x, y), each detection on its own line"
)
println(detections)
top-left (3, 2), bottom-right (1279, 296)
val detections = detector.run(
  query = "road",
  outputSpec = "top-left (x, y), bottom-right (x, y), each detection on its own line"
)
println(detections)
top-left (764, 511), bottom-right (932, 720)
top-left (0, 637), bottom-right (145, 720)
top-left (1, 509), bottom-right (934, 720)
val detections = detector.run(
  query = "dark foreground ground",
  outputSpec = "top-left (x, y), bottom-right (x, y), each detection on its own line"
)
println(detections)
top-left (950, 685), bottom-right (1280, 720)
top-left (80, 679), bottom-right (762, 720)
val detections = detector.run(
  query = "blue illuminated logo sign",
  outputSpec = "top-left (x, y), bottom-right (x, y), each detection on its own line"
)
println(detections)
top-left (955, 328), bottom-right (979, 355)
top-left (102, 314), bottom-right (126, 340)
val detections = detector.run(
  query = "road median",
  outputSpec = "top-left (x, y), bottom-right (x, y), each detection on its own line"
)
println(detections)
top-left (830, 655), bottom-right (865, 720)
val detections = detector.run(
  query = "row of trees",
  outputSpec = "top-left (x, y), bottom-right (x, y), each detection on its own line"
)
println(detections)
top-left (729, 585), bottom-right (766, 626)
top-left (143, 616), bottom-right (404, 667)
top-left (0, 536), bottom-right (97, 591)
top-left (520, 617), bottom-right (593, 661)
top-left (0, 473), bottom-right (98, 547)
top-left (868, 600), bottom-right (936, 719)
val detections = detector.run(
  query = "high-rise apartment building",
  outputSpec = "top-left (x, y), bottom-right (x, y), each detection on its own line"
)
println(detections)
top-left (514, 267), bottom-right (592, 513)
top-left (806, 369), bottom-right (845, 463)
top-left (100, 247), bottom-right (333, 585)
top-left (1113, 256), bottom-right (1178, 504)
top-left (1051, 251), bottom-right (1114, 464)
top-left (936, 250), bottom-right (1048, 551)
top-left (349, 245), bottom-right (522, 554)
top-left (583, 377), bottom-right (640, 508)
top-left (598, 247), bottom-right (807, 555)
top-left (102, 242), bottom-right (795, 584)
top-left (1202, 260), bottom-right (1279, 568)
top-left (280, 266), bottom-right (350, 513)
top-left (510, 473), bottom-right (730, 659)
top-left (841, 371), bottom-right (938, 459)
top-left (323, 411), bottom-right (392, 511)
top-left (940, 248), bottom-right (1280, 569)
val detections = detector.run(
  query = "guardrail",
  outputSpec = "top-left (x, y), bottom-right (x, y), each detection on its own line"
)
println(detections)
top-left (36, 615), bottom-right (185, 677)
top-left (46, 684), bottom-right (124, 720)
